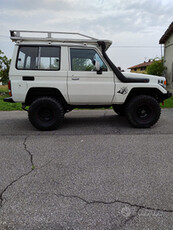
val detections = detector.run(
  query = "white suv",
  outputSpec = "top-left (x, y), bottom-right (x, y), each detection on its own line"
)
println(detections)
top-left (4, 30), bottom-right (172, 130)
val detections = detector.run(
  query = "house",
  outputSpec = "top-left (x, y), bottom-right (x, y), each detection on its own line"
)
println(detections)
top-left (128, 60), bottom-right (153, 73)
top-left (160, 22), bottom-right (173, 88)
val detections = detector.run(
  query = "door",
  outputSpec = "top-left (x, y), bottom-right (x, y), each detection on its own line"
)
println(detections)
top-left (68, 48), bottom-right (114, 104)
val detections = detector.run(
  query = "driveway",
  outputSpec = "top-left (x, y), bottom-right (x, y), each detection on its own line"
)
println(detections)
top-left (0, 109), bottom-right (173, 229)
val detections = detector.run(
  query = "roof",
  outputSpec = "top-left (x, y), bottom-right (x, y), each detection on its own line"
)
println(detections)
top-left (128, 61), bottom-right (153, 70)
top-left (10, 30), bottom-right (112, 51)
top-left (159, 22), bottom-right (173, 44)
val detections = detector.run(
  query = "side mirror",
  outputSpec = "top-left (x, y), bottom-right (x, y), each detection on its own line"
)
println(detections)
top-left (95, 61), bottom-right (102, 74)
top-left (95, 61), bottom-right (100, 71)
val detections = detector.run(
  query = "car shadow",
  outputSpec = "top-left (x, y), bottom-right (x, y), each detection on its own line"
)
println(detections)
top-left (62, 113), bottom-right (130, 135)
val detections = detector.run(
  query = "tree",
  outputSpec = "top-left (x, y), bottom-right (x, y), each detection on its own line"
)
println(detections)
top-left (0, 50), bottom-right (11, 84)
top-left (146, 58), bottom-right (165, 76)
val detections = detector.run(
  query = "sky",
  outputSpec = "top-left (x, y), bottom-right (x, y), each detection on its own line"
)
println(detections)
top-left (0, 0), bottom-right (173, 71)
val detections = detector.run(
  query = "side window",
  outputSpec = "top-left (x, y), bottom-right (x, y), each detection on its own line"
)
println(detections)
top-left (94, 53), bottom-right (107, 71)
top-left (70, 48), bottom-right (107, 71)
top-left (17, 47), bottom-right (38, 69)
top-left (39, 47), bottom-right (60, 70)
top-left (17, 46), bottom-right (60, 70)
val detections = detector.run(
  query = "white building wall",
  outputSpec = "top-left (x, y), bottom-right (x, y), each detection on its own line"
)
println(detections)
top-left (164, 33), bottom-right (173, 88)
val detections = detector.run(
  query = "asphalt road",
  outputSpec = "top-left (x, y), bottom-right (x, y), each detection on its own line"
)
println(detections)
top-left (0, 109), bottom-right (173, 230)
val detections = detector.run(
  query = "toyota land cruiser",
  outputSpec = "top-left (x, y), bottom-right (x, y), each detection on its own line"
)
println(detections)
top-left (4, 30), bottom-right (172, 130)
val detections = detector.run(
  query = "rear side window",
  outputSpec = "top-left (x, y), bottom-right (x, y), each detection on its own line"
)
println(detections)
top-left (16, 46), bottom-right (60, 70)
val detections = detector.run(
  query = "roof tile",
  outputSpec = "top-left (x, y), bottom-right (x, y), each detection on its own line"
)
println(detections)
top-left (128, 61), bottom-right (153, 69)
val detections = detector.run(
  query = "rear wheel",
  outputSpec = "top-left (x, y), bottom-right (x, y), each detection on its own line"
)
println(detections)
top-left (28, 97), bottom-right (64, 131)
top-left (126, 95), bottom-right (161, 128)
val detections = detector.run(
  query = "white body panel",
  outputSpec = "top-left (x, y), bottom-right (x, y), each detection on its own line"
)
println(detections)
top-left (112, 72), bottom-right (167, 104)
top-left (10, 46), bottom-right (68, 102)
top-left (67, 71), bottom-right (114, 104)
top-left (9, 40), bottom-right (168, 105)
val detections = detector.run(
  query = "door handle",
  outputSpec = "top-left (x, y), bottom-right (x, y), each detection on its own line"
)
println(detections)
top-left (72, 77), bottom-right (79, 80)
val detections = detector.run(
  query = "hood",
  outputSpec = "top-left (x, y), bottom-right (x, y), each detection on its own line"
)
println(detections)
top-left (123, 72), bottom-right (165, 83)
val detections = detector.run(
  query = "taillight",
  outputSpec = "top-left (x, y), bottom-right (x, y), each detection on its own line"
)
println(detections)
top-left (8, 80), bottom-right (12, 96)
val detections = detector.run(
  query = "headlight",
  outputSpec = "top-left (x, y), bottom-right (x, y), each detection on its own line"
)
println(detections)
top-left (158, 79), bottom-right (167, 89)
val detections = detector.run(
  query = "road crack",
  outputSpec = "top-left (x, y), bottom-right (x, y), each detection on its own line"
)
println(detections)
top-left (54, 193), bottom-right (173, 227)
top-left (0, 170), bottom-right (32, 208)
top-left (0, 136), bottom-right (35, 208)
top-left (23, 136), bottom-right (35, 170)
top-left (54, 193), bottom-right (173, 213)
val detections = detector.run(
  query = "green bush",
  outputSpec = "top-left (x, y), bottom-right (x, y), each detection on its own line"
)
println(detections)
top-left (0, 50), bottom-right (11, 84)
top-left (146, 58), bottom-right (165, 76)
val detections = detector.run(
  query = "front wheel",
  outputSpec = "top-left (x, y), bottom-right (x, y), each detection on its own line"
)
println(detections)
top-left (126, 95), bottom-right (161, 128)
top-left (28, 97), bottom-right (64, 131)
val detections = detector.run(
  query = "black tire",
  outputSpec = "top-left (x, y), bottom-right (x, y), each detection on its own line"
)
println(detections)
top-left (28, 97), bottom-right (64, 131)
top-left (113, 105), bottom-right (125, 116)
top-left (126, 95), bottom-right (161, 128)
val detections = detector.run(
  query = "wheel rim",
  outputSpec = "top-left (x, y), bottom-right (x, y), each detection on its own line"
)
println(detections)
top-left (136, 105), bottom-right (152, 121)
top-left (38, 107), bottom-right (54, 122)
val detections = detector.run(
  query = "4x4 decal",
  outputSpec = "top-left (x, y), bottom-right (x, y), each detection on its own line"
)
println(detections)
top-left (117, 87), bottom-right (128, 95)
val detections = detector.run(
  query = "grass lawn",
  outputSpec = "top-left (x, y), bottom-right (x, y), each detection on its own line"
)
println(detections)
top-left (0, 85), bottom-right (22, 111)
top-left (0, 85), bottom-right (173, 111)
top-left (161, 94), bottom-right (173, 108)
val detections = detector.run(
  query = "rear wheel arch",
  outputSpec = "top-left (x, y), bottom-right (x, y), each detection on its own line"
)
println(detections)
top-left (25, 87), bottom-right (68, 108)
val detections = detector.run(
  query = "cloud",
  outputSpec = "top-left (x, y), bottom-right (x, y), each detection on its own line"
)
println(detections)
top-left (0, 0), bottom-right (172, 69)
top-left (0, 0), bottom-right (172, 36)
top-left (0, 0), bottom-right (82, 12)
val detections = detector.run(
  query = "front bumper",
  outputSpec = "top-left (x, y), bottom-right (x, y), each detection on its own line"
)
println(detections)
top-left (162, 91), bottom-right (172, 101)
top-left (3, 97), bottom-right (15, 103)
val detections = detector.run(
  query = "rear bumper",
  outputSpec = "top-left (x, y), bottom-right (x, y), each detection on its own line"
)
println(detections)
top-left (3, 97), bottom-right (15, 103)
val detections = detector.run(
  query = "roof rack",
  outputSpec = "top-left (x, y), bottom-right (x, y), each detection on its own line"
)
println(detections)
top-left (10, 30), bottom-right (112, 50)
top-left (10, 30), bottom-right (98, 41)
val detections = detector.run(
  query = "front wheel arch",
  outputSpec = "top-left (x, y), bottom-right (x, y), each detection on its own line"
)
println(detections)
top-left (125, 88), bottom-right (166, 104)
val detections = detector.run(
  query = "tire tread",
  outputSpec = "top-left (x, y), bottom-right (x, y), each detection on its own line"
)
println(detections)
top-left (28, 97), bottom-right (64, 131)
top-left (126, 95), bottom-right (161, 128)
